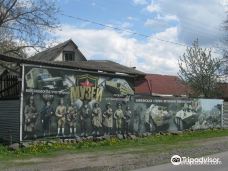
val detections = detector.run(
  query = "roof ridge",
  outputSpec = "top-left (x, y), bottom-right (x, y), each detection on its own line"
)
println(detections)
top-left (28, 39), bottom-right (86, 61)
top-left (30, 39), bottom-right (72, 58)
top-left (146, 73), bottom-right (179, 77)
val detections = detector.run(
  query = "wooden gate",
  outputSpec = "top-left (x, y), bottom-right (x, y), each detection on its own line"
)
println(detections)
top-left (0, 72), bottom-right (20, 99)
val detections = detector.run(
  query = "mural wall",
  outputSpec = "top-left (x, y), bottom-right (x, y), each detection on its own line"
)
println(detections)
top-left (134, 97), bottom-right (223, 133)
top-left (22, 65), bottom-right (223, 140)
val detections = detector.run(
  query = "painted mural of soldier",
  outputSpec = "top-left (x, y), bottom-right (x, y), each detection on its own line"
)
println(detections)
top-left (91, 102), bottom-right (102, 136)
top-left (103, 103), bottom-right (113, 135)
top-left (133, 103), bottom-right (146, 134)
top-left (55, 98), bottom-right (67, 137)
top-left (24, 96), bottom-right (38, 139)
top-left (114, 103), bottom-right (125, 134)
top-left (80, 103), bottom-right (90, 137)
top-left (41, 101), bottom-right (54, 136)
top-left (124, 106), bottom-right (132, 135)
top-left (66, 102), bottom-right (78, 137)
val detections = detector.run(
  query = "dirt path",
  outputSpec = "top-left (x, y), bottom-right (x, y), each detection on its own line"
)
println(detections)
top-left (3, 136), bottom-right (228, 171)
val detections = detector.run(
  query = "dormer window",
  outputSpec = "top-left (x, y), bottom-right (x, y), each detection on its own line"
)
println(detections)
top-left (63, 51), bottom-right (75, 61)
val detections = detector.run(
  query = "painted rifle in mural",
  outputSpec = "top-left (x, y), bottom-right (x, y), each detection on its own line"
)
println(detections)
top-left (22, 65), bottom-right (223, 140)
top-left (66, 102), bottom-right (78, 137)
top-left (103, 102), bottom-right (113, 135)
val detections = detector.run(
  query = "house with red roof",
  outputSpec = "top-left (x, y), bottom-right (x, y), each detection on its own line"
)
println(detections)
top-left (135, 74), bottom-right (228, 100)
top-left (135, 74), bottom-right (191, 97)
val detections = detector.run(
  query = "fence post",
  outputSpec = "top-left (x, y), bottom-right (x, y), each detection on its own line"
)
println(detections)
top-left (221, 101), bottom-right (224, 128)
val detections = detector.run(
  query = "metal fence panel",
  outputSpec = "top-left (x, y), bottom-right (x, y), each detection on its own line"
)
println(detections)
top-left (0, 100), bottom-right (20, 143)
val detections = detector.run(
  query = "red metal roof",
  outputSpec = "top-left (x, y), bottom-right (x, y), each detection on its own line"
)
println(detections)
top-left (135, 74), bottom-right (191, 96)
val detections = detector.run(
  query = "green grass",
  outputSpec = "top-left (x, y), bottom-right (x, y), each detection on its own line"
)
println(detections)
top-left (0, 128), bottom-right (228, 161)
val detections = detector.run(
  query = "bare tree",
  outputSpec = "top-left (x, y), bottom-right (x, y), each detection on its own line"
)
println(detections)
top-left (178, 40), bottom-right (221, 98)
top-left (0, 0), bottom-right (59, 57)
top-left (0, 40), bottom-right (27, 57)
top-left (221, 15), bottom-right (228, 76)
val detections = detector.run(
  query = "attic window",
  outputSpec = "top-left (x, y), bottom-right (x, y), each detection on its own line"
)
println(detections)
top-left (63, 51), bottom-right (75, 61)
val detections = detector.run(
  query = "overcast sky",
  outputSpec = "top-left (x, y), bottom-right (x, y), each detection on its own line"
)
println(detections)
top-left (53, 0), bottom-right (227, 75)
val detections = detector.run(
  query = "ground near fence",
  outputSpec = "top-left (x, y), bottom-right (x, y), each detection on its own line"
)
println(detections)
top-left (1, 129), bottom-right (228, 171)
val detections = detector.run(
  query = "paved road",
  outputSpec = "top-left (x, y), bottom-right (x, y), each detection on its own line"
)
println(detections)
top-left (133, 151), bottom-right (228, 171)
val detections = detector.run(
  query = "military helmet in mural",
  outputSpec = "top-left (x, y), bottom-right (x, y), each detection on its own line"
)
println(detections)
top-left (28, 95), bottom-right (34, 104)
top-left (106, 102), bottom-right (111, 108)
top-left (94, 102), bottom-right (99, 107)
top-left (117, 103), bottom-right (122, 107)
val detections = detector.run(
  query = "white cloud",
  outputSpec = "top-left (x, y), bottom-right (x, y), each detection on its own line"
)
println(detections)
top-left (127, 16), bottom-right (137, 21)
top-left (54, 25), bottom-right (185, 75)
top-left (146, 1), bottom-right (160, 12)
top-left (145, 0), bottom-right (226, 46)
top-left (160, 14), bottom-right (178, 21)
top-left (144, 14), bottom-right (178, 30)
top-left (133, 0), bottom-right (148, 5)
top-left (145, 18), bottom-right (169, 30)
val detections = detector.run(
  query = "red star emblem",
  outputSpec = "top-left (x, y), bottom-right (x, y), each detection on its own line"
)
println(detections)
top-left (80, 79), bottom-right (94, 87)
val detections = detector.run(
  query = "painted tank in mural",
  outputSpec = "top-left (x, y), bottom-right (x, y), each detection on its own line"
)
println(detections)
top-left (145, 104), bottom-right (172, 132)
top-left (25, 68), bottom-right (63, 89)
top-left (105, 78), bottom-right (134, 95)
top-left (174, 105), bottom-right (198, 130)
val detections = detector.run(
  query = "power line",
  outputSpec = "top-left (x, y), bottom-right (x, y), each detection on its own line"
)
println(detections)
top-left (61, 13), bottom-right (186, 46)
top-left (152, 6), bottom-right (226, 33)
top-left (60, 13), bottom-right (225, 55)
top-left (69, 0), bottom-right (225, 44)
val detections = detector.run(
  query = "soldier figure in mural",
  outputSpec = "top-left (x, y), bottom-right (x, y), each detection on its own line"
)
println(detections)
top-left (66, 102), bottom-right (78, 137)
top-left (55, 98), bottom-right (67, 137)
top-left (133, 104), bottom-right (145, 134)
top-left (80, 103), bottom-right (90, 137)
top-left (124, 106), bottom-right (132, 135)
top-left (114, 103), bottom-right (125, 134)
top-left (24, 96), bottom-right (38, 139)
top-left (91, 102), bottom-right (102, 136)
top-left (103, 103), bottom-right (113, 135)
top-left (41, 100), bottom-right (54, 136)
